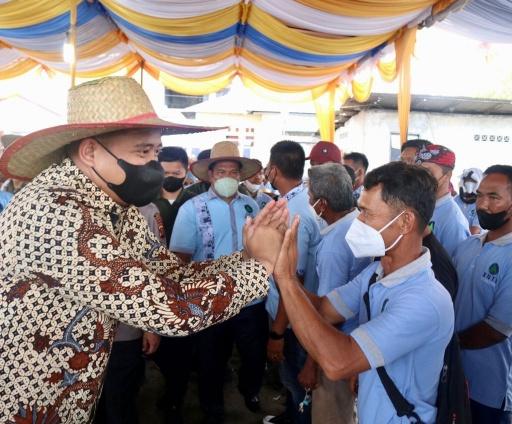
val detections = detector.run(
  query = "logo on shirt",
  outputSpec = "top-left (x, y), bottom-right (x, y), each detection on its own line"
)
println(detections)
top-left (489, 263), bottom-right (499, 276)
top-left (245, 204), bottom-right (254, 214)
top-left (482, 263), bottom-right (499, 284)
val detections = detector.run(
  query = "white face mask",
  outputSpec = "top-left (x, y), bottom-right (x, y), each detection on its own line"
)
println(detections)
top-left (244, 180), bottom-right (261, 193)
top-left (311, 198), bottom-right (323, 218)
top-left (345, 211), bottom-right (405, 258)
top-left (463, 181), bottom-right (477, 194)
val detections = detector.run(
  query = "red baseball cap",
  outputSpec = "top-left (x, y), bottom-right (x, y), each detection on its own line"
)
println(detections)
top-left (307, 141), bottom-right (342, 164)
top-left (415, 144), bottom-right (455, 170)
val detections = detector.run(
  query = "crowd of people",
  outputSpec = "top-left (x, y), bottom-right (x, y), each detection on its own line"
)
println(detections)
top-left (0, 76), bottom-right (511, 424)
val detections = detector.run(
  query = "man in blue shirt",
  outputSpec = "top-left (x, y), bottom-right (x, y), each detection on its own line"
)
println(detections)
top-left (344, 152), bottom-right (368, 202)
top-left (273, 162), bottom-right (454, 424)
top-left (171, 141), bottom-right (265, 423)
top-left (304, 163), bottom-right (371, 424)
top-left (416, 144), bottom-right (470, 257)
top-left (454, 167), bottom-right (483, 235)
top-left (263, 141), bottom-right (321, 424)
top-left (453, 165), bottom-right (512, 423)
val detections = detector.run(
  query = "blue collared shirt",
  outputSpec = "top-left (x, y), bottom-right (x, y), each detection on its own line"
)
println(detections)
top-left (0, 191), bottom-right (13, 213)
top-left (316, 209), bottom-right (371, 333)
top-left (327, 249), bottom-right (454, 423)
top-left (454, 195), bottom-right (480, 230)
top-left (430, 193), bottom-right (470, 257)
top-left (453, 231), bottom-right (512, 410)
top-left (266, 183), bottom-right (321, 319)
top-left (170, 189), bottom-right (261, 304)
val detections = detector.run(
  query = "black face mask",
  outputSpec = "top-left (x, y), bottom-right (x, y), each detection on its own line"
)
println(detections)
top-left (93, 141), bottom-right (164, 207)
top-left (163, 176), bottom-right (185, 193)
top-left (477, 209), bottom-right (511, 231)
top-left (459, 187), bottom-right (477, 204)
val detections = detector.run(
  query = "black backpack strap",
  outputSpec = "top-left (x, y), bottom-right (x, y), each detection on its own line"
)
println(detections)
top-left (363, 273), bottom-right (424, 424)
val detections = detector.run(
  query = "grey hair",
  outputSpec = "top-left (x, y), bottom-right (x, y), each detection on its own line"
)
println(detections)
top-left (308, 163), bottom-right (354, 212)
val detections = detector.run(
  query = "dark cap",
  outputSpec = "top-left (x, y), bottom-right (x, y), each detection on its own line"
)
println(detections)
top-left (307, 141), bottom-right (342, 164)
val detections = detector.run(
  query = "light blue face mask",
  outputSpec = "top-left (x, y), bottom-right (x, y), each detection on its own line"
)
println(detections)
top-left (214, 177), bottom-right (239, 198)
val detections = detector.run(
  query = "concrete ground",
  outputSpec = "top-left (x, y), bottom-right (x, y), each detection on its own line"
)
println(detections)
top-left (137, 358), bottom-right (286, 424)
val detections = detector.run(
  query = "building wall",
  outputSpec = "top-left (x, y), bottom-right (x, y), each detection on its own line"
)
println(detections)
top-left (337, 109), bottom-right (512, 179)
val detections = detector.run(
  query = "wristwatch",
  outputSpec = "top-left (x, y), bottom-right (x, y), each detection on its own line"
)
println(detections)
top-left (269, 330), bottom-right (285, 340)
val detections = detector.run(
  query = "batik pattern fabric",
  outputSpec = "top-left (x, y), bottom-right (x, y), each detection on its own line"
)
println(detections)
top-left (0, 158), bottom-right (268, 423)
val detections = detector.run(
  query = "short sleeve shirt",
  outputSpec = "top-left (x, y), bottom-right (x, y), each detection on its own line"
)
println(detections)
top-left (170, 189), bottom-right (258, 260)
top-left (454, 195), bottom-right (480, 230)
top-left (327, 250), bottom-right (454, 423)
top-left (316, 209), bottom-right (371, 333)
top-left (266, 183), bottom-right (321, 319)
top-left (453, 232), bottom-right (512, 409)
top-left (430, 193), bottom-right (470, 258)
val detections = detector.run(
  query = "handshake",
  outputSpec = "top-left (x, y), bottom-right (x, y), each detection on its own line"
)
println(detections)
top-left (242, 199), bottom-right (300, 280)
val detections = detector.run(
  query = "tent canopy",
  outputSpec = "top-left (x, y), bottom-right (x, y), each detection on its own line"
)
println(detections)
top-left (0, 0), bottom-right (510, 141)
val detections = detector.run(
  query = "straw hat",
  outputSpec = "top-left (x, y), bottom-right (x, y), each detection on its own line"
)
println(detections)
top-left (0, 76), bottom-right (219, 180)
top-left (191, 141), bottom-right (261, 181)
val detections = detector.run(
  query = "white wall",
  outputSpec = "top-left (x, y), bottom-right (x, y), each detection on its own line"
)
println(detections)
top-left (337, 110), bottom-right (512, 181)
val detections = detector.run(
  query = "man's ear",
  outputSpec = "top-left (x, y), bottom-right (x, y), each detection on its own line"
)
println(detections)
top-left (76, 138), bottom-right (98, 167)
top-left (401, 210), bottom-right (417, 235)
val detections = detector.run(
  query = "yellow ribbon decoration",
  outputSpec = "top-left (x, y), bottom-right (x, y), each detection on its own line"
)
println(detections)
top-left (100, 0), bottom-right (240, 36)
top-left (294, 0), bottom-right (436, 17)
top-left (249, 5), bottom-right (396, 55)
top-left (377, 58), bottom-right (397, 82)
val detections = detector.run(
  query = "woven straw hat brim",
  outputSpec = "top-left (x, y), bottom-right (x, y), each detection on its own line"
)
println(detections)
top-left (191, 156), bottom-right (262, 182)
top-left (0, 116), bottom-right (220, 180)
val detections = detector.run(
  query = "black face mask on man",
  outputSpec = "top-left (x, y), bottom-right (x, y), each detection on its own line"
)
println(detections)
top-left (163, 176), bottom-right (185, 193)
top-left (92, 140), bottom-right (164, 207)
top-left (477, 208), bottom-right (511, 231)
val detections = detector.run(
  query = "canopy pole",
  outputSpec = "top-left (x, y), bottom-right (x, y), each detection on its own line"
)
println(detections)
top-left (395, 27), bottom-right (417, 144)
top-left (69, 0), bottom-right (78, 87)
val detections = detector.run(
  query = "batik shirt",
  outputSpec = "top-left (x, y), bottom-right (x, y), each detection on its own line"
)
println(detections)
top-left (0, 158), bottom-right (268, 423)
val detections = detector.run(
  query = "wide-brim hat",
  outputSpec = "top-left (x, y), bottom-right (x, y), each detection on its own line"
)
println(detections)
top-left (0, 76), bottom-right (220, 180)
top-left (190, 141), bottom-right (261, 181)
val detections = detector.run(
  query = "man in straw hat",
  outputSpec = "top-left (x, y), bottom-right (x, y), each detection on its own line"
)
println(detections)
top-left (170, 141), bottom-right (267, 421)
top-left (0, 76), bottom-right (287, 423)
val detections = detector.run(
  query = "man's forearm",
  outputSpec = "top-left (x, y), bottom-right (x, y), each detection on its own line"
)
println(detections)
top-left (459, 320), bottom-right (507, 349)
top-left (278, 276), bottom-right (367, 380)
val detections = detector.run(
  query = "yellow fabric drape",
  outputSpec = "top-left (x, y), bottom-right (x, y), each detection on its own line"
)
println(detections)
top-left (73, 53), bottom-right (140, 78)
top-left (395, 27), bottom-right (417, 144)
top-left (100, 0), bottom-right (239, 36)
top-left (313, 83), bottom-right (337, 142)
top-left (0, 58), bottom-right (38, 79)
top-left (241, 49), bottom-right (352, 78)
top-left (352, 77), bottom-right (374, 102)
top-left (0, 0), bottom-right (71, 28)
top-left (153, 65), bottom-right (236, 95)
top-left (240, 77), bottom-right (330, 103)
top-left (131, 39), bottom-right (234, 66)
top-left (249, 6), bottom-right (396, 56)
top-left (294, 0), bottom-right (436, 17)
top-left (15, 30), bottom-right (120, 63)
top-left (377, 58), bottom-right (397, 82)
